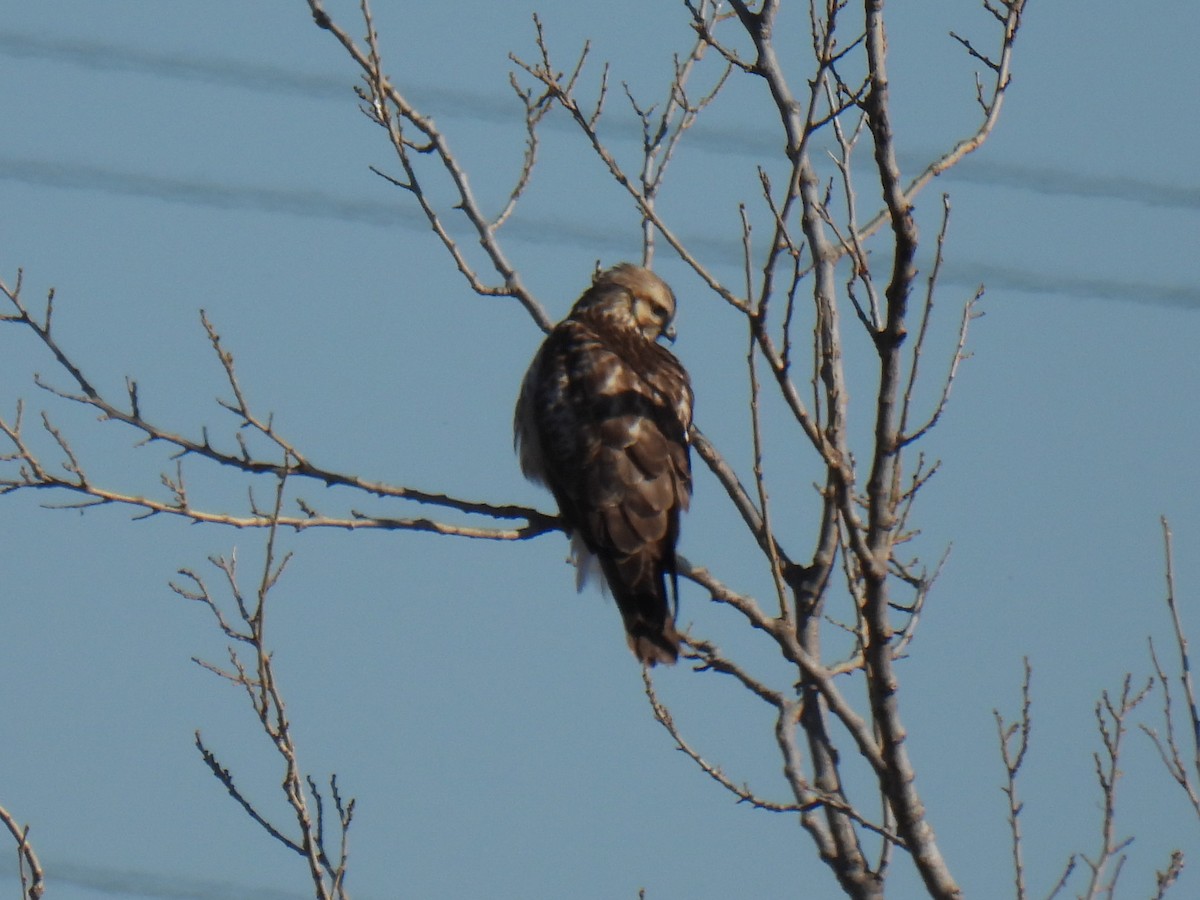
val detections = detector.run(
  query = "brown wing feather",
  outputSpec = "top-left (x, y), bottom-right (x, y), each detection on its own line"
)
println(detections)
top-left (515, 315), bottom-right (692, 666)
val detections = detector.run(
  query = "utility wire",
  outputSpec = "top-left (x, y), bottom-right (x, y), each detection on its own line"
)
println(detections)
top-left (1, 154), bottom-right (1196, 309)
top-left (2, 31), bottom-right (1198, 211)
top-left (1, 33), bottom-right (1196, 308)
top-left (0, 856), bottom-right (316, 900)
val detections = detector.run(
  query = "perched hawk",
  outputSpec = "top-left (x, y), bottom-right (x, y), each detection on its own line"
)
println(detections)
top-left (515, 264), bottom-right (693, 666)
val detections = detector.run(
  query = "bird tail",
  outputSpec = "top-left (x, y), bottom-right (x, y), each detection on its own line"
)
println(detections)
top-left (623, 610), bottom-right (680, 666)
top-left (602, 555), bottom-right (680, 666)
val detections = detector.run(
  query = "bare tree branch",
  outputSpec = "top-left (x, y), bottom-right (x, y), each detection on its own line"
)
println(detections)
top-left (1079, 674), bottom-right (1152, 900)
top-left (308, 0), bottom-right (551, 332)
top-left (510, 15), bottom-right (749, 315)
top-left (897, 196), bottom-right (982, 448)
top-left (995, 658), bottom-right (1033, 900)
top-left (850, 0), bottom-right (1028, 249)
top-left (1, 1), bottom-right (1039, 896)
top-left (643, 668), bottom-right (902, 847)
top-left (180, 474), bottom-right (354, 899)
top-left (0, 278), bottom-right (558, 541)
top-left (0, 802), bottom-right (44, 900)
top-left (1143, 517), bottom-right (1200, 817)
top-left (1152, 849), bottom-right (1185, 900)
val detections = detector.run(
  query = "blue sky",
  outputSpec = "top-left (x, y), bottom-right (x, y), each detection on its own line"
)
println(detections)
top-left (2, 2), bottom-right (1198, 898)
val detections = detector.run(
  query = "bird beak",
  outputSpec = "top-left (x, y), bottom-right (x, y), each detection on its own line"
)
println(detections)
top-left (662, 324), bottom-right (677, 343)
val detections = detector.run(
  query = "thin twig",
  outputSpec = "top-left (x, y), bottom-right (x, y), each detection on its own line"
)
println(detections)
top-left (0, 286), bottom-right (558, 541)
top-left (307, 0), bottom-right (550, 331)
top-left (1079, 675), bottom-right (1152, 900)
top-left (0, 803), bottom-right (44, 900)
top-left (994, 658), bottom-right (1032, 900)
top-left (186, 471), bottom-right (354, 898)
top-left (1160, 518), bottom-right (1200, 789)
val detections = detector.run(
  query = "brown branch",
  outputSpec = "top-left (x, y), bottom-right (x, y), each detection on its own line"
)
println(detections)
top-left (855, 3), bottom-right (956, 896)
top-left (994, 658), bottom-right (1033, 900)
top-left (688, 425), bottom-right (795, 574)
top-left (889, 542), bottom-right (948, 659)
top-left (0, 802), bottom-right (44, 900)
top-left (1153, 850), bottom-right (1185, 900)
top-left (743, 1), bottom-right (852, 336)
top-left (898, 195), bottom-right (969, 446)
top-left (643, 668), bottom-right (796, 812)
top-left (626, 3), bottom-right (732, 263)
top-left (6, 468), bottom-right (558, 538)
top-left (678, 557), bottom-right (886, 778)
top-left (774, 698), bottom-right (904, 849)
top-left (1045, 855), bottom-right (1078, 900)
top-left (684, 0), bottom-right (754, 73)
top-left (1, 274), bottom-right (98, 400)
top-left (1145, 637), bottom-right (1200, 818)
top-left (1150, 517), bottom-right (1200, 804)
top-left (495, 72), bottom-right (552, 231)
top-left (306, 0), bottom-right (550, 332)
top-left (184, 474), bottom-right (353, 898)
top-left (823, 94), bottom-right (879, 333)
top-left (850, 0), bottom-right (1028, 248)
top-left (509, 18), bottom-right (749, 316)
top-left (725, 0), bottom-right (857, 478)
top-left (1079, 674), bottom-right (1152, 900)
top-left (746, 297), bottom-right (792, 620)
top-left (899, 285), bottom-right (983, 449)
top-left (1, 285), bottom-right (557, 540)
top-left (195, 730), bottom-right (305, 856)
top-left (643, 669), bottom-right (901, 850)
top-left (684, 636), bottom-right (782, 707)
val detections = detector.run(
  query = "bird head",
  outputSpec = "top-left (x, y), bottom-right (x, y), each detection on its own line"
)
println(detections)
top-left (578, 263), bottom-right (678, 342)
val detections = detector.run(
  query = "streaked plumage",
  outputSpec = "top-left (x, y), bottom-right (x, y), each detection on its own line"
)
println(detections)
top-left (515, 264), bottom-right (693, 665)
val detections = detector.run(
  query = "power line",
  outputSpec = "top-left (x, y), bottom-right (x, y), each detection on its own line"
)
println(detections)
top-left (944, 263), bottom-right (1199, 310)
top-left (0, 31), bottom-right (517, 122)
top-left (0, 856), bottom-right (313, 900)
top-left (2, 31), bottom-right (1199, 211)
top-left (940, 158), bottom-right (1200, 211)
top-left (1, 32), bottom-right (1196, 309)
top-left (0, 31), bottom-right (345, 100)
top-left (1, 155), bottom-right (1197, 309)
top-left (0, 156), bottom-right (419, 229)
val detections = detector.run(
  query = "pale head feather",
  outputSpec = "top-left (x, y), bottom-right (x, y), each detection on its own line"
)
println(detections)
top-left (572, 263), bottom-right (677, 341)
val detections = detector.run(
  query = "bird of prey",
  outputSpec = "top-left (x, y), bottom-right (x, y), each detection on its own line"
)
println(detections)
top-left (515, 264), bottom-right (693, 665)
